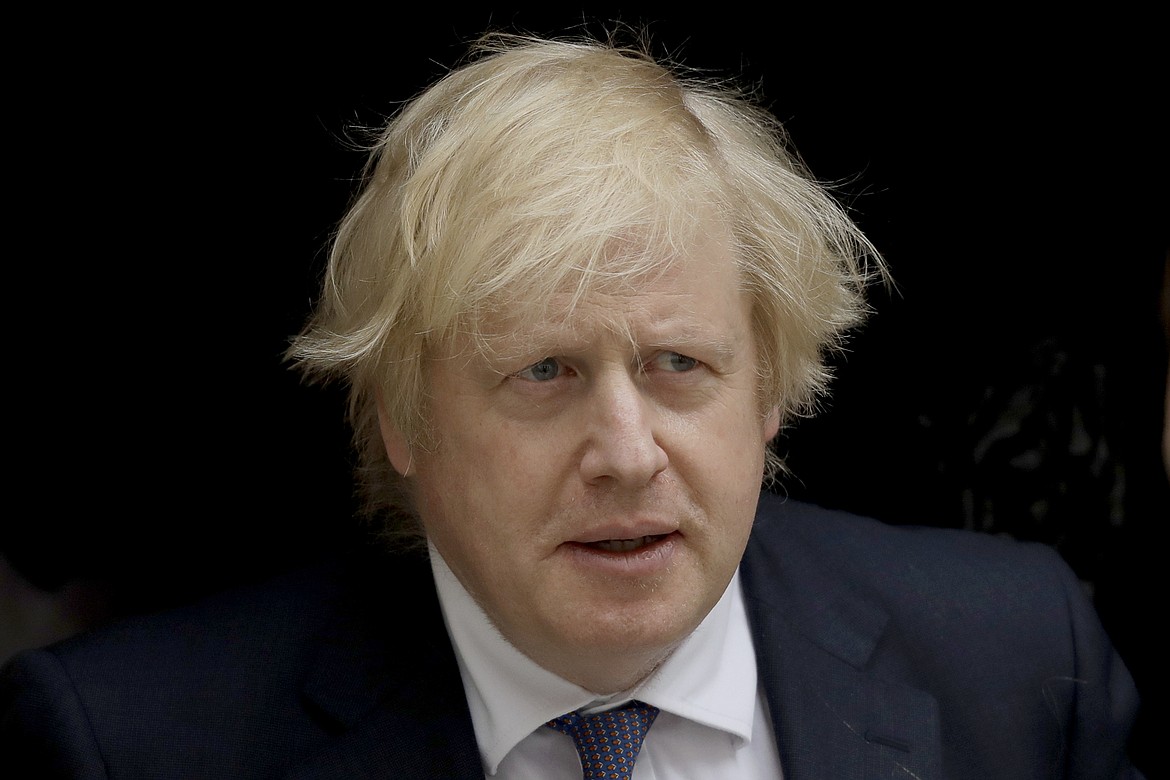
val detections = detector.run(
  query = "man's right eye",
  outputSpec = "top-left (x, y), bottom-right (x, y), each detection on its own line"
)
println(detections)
top-left (515, 357), bottom-right (561, 382)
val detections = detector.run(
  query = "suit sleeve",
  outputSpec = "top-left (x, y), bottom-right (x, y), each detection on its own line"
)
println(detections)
top-left (1041, 547), bottom-right (1145, 780)
top-left (1, 649), bottom-right (109, 779)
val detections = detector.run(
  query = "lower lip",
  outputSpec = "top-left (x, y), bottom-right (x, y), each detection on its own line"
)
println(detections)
top-left (561, 532), bottom-right (679, 576)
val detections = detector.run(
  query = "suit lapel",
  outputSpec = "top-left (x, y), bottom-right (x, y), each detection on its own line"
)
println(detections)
top-left (742, 496), bottom-right (942, 780)
top-left (287, 549), bottom-right (483, 779)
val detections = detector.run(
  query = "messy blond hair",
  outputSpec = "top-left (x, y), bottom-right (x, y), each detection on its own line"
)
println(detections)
top-left (288, 33), bottom-right (881, 539)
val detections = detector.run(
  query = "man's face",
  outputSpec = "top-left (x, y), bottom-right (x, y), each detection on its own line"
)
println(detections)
top-left (385, 233), bottom-right (778, 693)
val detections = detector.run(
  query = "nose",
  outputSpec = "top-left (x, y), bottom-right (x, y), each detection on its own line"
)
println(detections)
top-left (578, 369), bottom-right (669, 486)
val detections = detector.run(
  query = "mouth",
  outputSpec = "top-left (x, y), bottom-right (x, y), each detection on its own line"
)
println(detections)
top-left (585, 534), bottom-right (670, 553)
top-left (562, 531), bottom-right (680, 574)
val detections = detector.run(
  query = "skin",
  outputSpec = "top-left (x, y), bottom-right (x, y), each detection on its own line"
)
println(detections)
top-left (380, 234), bottom-right (780, 694)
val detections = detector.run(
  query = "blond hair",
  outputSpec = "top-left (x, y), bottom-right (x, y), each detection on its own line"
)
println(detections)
top-left (289, 33), bottom-right (882, 540)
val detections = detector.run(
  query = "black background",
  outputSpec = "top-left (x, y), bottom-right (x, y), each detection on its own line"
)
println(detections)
top-left (7, 8), bottom-right (1165, 773)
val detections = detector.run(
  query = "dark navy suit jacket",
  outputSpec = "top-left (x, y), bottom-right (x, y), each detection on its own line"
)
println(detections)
top-left (0, 495), bottom-right (1143, 778)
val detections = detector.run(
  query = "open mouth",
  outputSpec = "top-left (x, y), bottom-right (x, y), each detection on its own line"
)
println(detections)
top-left (586, 534), bottom-right (669, 553)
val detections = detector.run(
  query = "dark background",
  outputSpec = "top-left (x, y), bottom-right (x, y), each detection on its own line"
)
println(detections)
top-left (6, 9), bottom-right (1165, 774)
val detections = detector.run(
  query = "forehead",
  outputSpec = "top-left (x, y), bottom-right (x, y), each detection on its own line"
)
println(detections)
top-left (458, 234), bottom-right (750, 360)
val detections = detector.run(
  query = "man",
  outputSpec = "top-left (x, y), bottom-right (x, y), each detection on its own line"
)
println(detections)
top-left (1, 33), bottom-right (1142, 778)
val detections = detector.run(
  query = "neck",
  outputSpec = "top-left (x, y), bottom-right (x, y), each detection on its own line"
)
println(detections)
top-left (526, 641), bottom-right (678, 696)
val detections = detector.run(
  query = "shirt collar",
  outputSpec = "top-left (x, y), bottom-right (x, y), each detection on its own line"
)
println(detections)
top-left (429, 545), bottom-right (759, 775)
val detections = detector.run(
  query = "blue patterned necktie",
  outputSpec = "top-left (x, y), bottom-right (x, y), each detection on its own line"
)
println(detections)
top-left (545, 700), bottom-right (660, 780)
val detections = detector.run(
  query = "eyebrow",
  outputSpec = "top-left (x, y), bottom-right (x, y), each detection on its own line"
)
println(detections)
top-left (640, 331), bottom-right (738, 363)
top-left (473, 309), bottom-right (746, 366)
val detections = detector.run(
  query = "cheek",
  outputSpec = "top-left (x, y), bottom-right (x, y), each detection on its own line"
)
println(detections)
top-left (416, 429), bottom-right (554, 543)
top-left (476, 416), bottom-right (576, 484)
top-left (672, 399), bottom-right (767, 472)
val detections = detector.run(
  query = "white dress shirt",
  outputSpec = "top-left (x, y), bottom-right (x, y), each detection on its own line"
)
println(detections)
top-left (429, 547), bottom-right (784, 778)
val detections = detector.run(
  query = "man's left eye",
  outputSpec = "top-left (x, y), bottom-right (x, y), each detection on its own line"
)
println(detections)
top-left (653, 352), bottom-right (699, 372)
top-left (515, 357), bottom-right (562, 382)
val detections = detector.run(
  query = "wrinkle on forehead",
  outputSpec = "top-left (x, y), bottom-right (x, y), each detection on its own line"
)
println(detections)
top-left (454, 224), bottom-right (743, 362)
top-left (476, 262), bottom-right (740, 368)
top-left (473, 292), bottom-right (650, 367)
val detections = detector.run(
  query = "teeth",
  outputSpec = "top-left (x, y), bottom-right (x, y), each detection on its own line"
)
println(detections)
top-left (592, 535), bottom-right (658, 552)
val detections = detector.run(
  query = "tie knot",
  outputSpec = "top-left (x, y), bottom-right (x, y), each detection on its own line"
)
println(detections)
top-left (546, 701), bottom-right (660, 780)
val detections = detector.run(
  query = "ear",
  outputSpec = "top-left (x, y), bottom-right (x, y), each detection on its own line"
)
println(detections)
top-left (763, 406), bottom-right (781, 443)
top-left (376, 394), bottom-right (414, 477)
